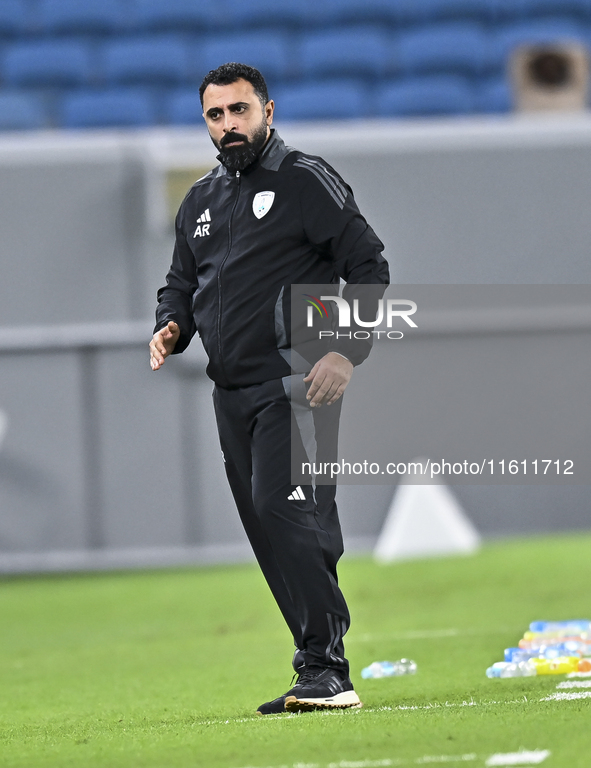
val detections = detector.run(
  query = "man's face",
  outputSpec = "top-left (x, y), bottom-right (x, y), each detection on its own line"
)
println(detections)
top-left (202, 78), bottom-right (274, 171)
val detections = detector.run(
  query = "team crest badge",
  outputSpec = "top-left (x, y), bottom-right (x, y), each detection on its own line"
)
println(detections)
top-left (252, 191), bottom-right (275, 219)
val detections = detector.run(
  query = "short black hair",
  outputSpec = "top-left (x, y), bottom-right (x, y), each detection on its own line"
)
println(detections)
top-left (199, 62), bottom-right (269, 108)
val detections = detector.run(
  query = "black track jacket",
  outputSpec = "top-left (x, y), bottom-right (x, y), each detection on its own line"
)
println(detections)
top-left (154, 130), bottom-right (390, 388)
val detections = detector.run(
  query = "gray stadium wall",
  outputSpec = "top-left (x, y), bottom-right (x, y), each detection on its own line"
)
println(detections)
top-left (0, 114), bottom-right (590, 573)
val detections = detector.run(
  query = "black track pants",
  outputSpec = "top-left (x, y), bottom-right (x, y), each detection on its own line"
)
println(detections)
top-left (213, 375), bottom-right (350, 673)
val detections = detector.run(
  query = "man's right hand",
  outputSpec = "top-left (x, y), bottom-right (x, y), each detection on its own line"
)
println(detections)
top-left (149, 321), bottom-right (180, 370)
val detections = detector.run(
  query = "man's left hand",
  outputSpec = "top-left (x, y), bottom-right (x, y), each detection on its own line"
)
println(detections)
top-left (303, 352), bottom-right (353, 408)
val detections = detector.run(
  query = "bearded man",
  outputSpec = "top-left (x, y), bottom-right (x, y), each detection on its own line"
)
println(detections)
top-left (150, 62), bottom-right (389, 714)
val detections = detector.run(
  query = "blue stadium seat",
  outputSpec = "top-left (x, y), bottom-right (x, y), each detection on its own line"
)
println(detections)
top-left (396, 23), bottom-right (491, 76)
top-left (223, 0), bottom-right (325, 28)
top-left (166, 88), bottom-right (201, 125)
top-left (516, 0), bottom-right (591, 19)
top-left (395, 0), bottom-right (497, 23)
top-left (321, 0), bottom-right (495, 24)
top-left (0, 92), bottom-right (46, 130)
top-left (300, 0), bottom-right (400, 25)
top-left (378, 75), bottom-right (474, 116)
top-left (0, 0), bottom-right (30, 37)
top-left (133, 0), bottom-right (219, 31)
top-left (102, 36), bottom-right (191, 85)
top-left (488, 0), bottom-right (522, 19)
top-left (299, 27), bottom-right (391, 79)
top-left (491, 18), bottom-right (587, 70)
top-left (3, 40), bottom-right (93, 87)
top-left (38, 0), bottom-right (128, 35)
top-left (273, 80), bottom-right (365, 120)
top-left (199, 32), bottom-right (292, 82)
top-left (61, 88), bottom-right (157, 128)
top-left (476, 77), bottom-right (513, 112)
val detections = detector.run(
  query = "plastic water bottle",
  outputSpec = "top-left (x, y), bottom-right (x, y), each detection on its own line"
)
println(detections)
top-left (505, 643), bottom-right (585, 663)
top-left (486, 662), bottom-right (508, 678)
top-left (530, 656), bottom-right (580, 675)
top-left (529, 620), bottom-right (591, 634)
top-left (486, 660), bottom-right (536, 678)
top-left (361, 659), bottom-right (417, 679)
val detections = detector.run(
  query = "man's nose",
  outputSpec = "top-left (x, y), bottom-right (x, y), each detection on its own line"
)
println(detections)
top-left (222, 112), bottom-right (238, 132)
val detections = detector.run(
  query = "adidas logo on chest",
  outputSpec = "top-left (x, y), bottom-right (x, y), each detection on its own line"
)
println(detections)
top-left (193, 208), bottom-right (211, 238)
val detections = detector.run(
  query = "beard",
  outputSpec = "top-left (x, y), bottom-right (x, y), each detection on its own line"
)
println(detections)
top-left (214, 118), bottom-right (269, 172)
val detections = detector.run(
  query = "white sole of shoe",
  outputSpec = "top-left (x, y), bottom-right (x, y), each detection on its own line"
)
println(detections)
top-left (284, 690), bottom-right (362, 712)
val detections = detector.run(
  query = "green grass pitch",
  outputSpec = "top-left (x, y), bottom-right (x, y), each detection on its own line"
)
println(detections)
top-left (1, 534), bottom-right (590, 768)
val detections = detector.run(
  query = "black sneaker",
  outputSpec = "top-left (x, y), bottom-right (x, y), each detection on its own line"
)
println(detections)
top-left (256, 694), bottom-right (288, 715)
top-left (256, 666), bottom-right (362, 715)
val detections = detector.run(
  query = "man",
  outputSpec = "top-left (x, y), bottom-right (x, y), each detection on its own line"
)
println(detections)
top-left (150, 63), bottom-right (389, 714)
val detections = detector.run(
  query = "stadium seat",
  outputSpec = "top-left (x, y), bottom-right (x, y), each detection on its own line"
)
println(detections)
top-left (299, 27), bottom-right (391, 79)
top-left (223, 0), bottom-right (325, 29)
top-left (133, 0), bottom-right (219, 31)
top-left (377, 75), bottom-right (474, 116)
top-left (297, 0), bottom-right (400, 25)
top-left (61, 88), bottom-right (157, 128)
top-left (394, 0), bottom-right (497, 23)
top-left (166, 88), bottom-right (201, 125)
top-left (491, 18), bottom-right (587, 70)
top-left (321, 0), bottom-right (495, 24)
top-left (101, 36), bottom-right (191, 86)
top-left (0, 92), bottom-right (46, 130)
top-left (3, 41), bottom-right (93, 87)
top-left (396, 23), bottom-right (491, 76)
top-left (273, 80), bottom-right (366, 120)
top-left (37, 0), bottom-right (128, 35)
top-left (199, 31), bottom-right (292, 82)
top-left (476, 77), bottom-right (513, 112)
top-left (516, 0), bottom-right (591, 19)
top-left (0, 0), bottom-right (30, 37)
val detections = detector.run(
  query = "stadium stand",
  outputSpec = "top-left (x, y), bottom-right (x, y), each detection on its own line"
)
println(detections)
top-left (0, 91), bottom-right (46, 129)
top-left (378, 75), bottom-right (475, 115)
top-left (299, 27), bottom-right (391, 79)
top-left (395, 0), bottom-right (497, 23)
top-left (0, 0), bottom-right (589, 129)
top-left (61, 87), bottom-right (157, 128)
top-left (0, 0), bottom-right (30, 37)
top-left (304, 0), bottom-right (400, 25)
top-left (37, 0), bottom-right (128, 35)
top-left (223, 0), bottom-right (326, 29)
top-left (102, 35), bottom-right (192, 86)
top-left (3, 40), bottom-right (93, 87)
top-left (166, 88), bottom-right (202, 125)
top-left (132, 0), bottom-right (219, 32)
top-left (199, 31), bottom-right (293, 82)
top-left (476, 76), bottom-right (513, 112)
top-left (396, 22), bottom-right (491, 76)
top-left (274, 80), bottom-right (366, 120)
top-left (516, 0), bottom-right (591, 19)
top-left (491, 18), bottom-right (588, 69)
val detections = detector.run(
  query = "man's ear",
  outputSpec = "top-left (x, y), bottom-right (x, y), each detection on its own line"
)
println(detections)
top-left (265, 99), bottom-right (274, 126)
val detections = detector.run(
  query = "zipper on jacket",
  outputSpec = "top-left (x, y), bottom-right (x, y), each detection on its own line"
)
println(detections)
top-left (216, 170), bottom-right (241, 383)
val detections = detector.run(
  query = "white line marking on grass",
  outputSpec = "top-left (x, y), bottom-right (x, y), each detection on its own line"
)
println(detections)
top-left (234, 754), bottom-right (547, 768)
top-left (539, 691), bottom-right (591, 702)
top-left (327, 760), bottom-right (402, 767)
top-left (415, 755), bottom-right (476, 764)
top-left (207, 685), bottom-right (587, 733)
top-left (374, 696), bottom-right (530, 713)
top-left (556, 680), bottom-right (591, 689)
top-left (566, 670), bottom-right (591, 678)
top-left (485, 750), bottom-right (550, 766)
